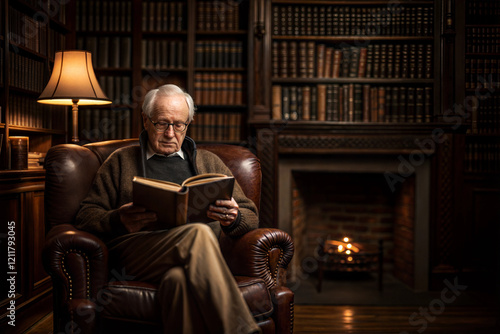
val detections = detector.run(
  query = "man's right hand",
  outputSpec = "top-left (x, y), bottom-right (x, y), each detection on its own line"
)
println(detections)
top-left (119, 202), bottom-right (157, 233)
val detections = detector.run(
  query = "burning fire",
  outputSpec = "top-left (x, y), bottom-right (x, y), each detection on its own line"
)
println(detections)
top-left (327, 236), bottom-right (360, 262)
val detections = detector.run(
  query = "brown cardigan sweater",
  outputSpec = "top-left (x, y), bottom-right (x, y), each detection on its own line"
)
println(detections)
top-left (75, 135), bottom-right (259, 243)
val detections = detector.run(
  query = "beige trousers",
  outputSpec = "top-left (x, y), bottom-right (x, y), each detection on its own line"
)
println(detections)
top-left (108, 223), bottom-right (259, 334)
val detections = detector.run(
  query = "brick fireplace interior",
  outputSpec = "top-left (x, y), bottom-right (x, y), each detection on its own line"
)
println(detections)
top-left (278, 155), bottom-right (431, 291)
top-left (292, 170), bottom-right (416, 288)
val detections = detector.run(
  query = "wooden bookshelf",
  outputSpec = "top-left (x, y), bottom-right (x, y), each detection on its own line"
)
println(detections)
top-left (0, 1), bottom-right (69, 331)
top-left (454, 0), bottom-right (500, 292)
top-left (462, 0), bottom-right (500, 175)
top-left (0, 0), bottom-right (68, 171)
top-left (70, 0), bottom-right (250, 144)
top-left (267, 1), bottom-right (439, 124)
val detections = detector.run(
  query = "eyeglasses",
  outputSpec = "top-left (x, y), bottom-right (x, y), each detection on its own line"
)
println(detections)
top-left (148, 117), bottom-right (189, 133)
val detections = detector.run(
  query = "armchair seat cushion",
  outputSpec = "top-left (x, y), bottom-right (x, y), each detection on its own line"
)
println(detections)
top-left (102, 281), bottom-right (161, 324)
top-left (100, 276), bottom-right (273, 325)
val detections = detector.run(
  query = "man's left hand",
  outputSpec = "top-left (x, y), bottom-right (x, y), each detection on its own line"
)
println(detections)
top-left (207, 197), bottom-right (239, 226)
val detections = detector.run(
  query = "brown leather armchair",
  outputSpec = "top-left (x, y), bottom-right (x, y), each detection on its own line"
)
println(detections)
top-left (43, 139), bottom-right (294, 334)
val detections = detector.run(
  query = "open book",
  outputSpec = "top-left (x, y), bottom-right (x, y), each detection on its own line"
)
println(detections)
top-left (132, 173), bottom-right (235, 229)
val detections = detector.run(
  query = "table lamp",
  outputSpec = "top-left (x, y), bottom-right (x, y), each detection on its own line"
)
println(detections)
top-left (37, 50), bottom-right (111, 143)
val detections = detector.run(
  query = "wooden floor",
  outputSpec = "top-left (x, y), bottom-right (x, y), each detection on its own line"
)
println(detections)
top-left (25, 305), bottom-right (500, 334)
top-left (294, 305), bottom-right (500, 334)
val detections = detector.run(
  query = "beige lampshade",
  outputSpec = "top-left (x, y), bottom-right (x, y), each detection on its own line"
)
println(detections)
top-left (38, 50), bottom-right (111, 105)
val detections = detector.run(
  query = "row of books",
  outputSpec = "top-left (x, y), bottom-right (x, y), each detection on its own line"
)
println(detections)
top-left (28, 152), bottom-right (46, 170)
top-left (141, 40), bottom-right (185, 69)
top-left (7, 95), bottom-right (53, 129)
top-left (273, 42), bottom-right (433, 80)
top-left (465, 57), bottom-right (500, 89)
top-left (466, 0), bottom-right (500, 25)
top-left (79, 108), bottom-right (132, 142)
top-left (466, 27), bottom-right (500, 54)
top-left (195, 41), bottom-right (244, 69)
top-left (194, 73), bottom-right (245, 106)
top-left (272, 84), bottom-right (433, 123)
top-left (77, 37), bottom-right (132, 69)
top-left (98, 76), bottom-right (132, 106)
top-left (196, 1), bottom-right (240, 31)
top-left (189, 112), bottom-right (242, 142)
top-left (272, 5), bottom-right (433, 37)
top-left (465, 142), bottom-right (500, 173)
top-left (8, 52), bottom-right (45, 93)
top-left (142, 1), bottom-right (184, 32)
top-left (470, 95), bottom-right (500, 134)
top-left (48, 29), bottom-right (66, 60)
top-left (9, 7), bottom-right (48, 56)
top-left (76, 0), bottom-right (132, 32)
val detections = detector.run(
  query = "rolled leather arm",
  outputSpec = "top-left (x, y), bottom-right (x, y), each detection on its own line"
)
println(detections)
top-left (43, 224), bottom-right (109, 334)
top-left (220, 228), bottom-right (294, 290)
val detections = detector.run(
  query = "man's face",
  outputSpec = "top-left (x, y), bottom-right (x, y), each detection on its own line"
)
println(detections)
top-left (142, 94), bottom-right (190, 155)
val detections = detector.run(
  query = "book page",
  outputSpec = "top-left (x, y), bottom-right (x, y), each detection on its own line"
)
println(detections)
top-left (182, 173), bottom-right (230, 186)
top-left (133, 176), bottom-right (182, 192)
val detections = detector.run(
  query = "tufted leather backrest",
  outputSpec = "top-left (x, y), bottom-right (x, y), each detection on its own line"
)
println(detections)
top-left (44, 139), bottom-right (261, 231)
top-left (197, 143), bottom-right (261, 212)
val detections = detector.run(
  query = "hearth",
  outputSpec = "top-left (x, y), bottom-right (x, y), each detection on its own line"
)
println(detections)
top-left (279, 155), bottom-right (431, 291)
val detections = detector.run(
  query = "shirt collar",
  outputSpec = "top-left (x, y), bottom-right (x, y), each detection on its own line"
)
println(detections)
top-left (146, 143), bottom-right (185, 160)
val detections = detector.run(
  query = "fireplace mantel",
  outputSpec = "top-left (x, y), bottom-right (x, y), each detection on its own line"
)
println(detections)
top-left (254, 122), bottom-right (466, 290)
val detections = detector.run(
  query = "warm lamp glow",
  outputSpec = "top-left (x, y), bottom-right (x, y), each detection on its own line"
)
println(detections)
top-left (343, 237), bottom-right (349, 242)
top-left (38, 51), bottom-right (111, 142)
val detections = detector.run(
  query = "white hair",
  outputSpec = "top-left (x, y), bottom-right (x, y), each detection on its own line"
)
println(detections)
top-left (142, 84), bottom-right (195, 121)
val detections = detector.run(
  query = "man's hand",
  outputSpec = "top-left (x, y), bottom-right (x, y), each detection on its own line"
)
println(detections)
top-left (207, 197), bottom-right (239, 226)
top-left (119, 202), bottom-right (157, 233)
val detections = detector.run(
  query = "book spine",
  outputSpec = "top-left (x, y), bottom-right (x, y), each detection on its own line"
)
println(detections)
top-left (384, 86), bottom-right (392, 123)
top-left (353, 84), bottom-right (363, 122)
top-left (391, 87), bottom-right (399, 123)
top-left (289, 41), bottom-right (298, 78)
top-left (332, 84), bottom-right (340, 122)
top-left (362, 85), bottom-right (370, 122)
top-left (302, 86), bottom-right (311, 121)
top-left (272, 85), bottom-right (282, 120)
top-left (332, 49), bottom-right (342, 78)
top-left (358, 47), bottom-right (367, 78)
top-left (377, 87), bottom-right (385, 122)
top-left (424, 87), bottom-right (433, 123)
top-left (316, 84), bottom-right (327, 121)
top-left (406, 87), bottom-right (416, 122)
top-left (307, 42), bottom-right (316, 78)
top-left (370, 87), bottom-right (378, 122)
top-left (325, 84), bottom-right (333, 121)
top-left (289, 86), bottom-right (299, 120)
top-left (316, 44), bottom-right (325, 78)
top-left (282, 86), bottom-right (290, 120)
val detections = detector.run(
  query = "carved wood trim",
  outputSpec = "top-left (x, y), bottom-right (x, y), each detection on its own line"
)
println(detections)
top-left (278, 135), bottom-right (436, 155)
top-left (257, 129), bottom-right (277, 228)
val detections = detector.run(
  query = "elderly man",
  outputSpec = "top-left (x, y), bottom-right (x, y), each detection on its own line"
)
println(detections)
top-left (75, 84), bottom-right (260, 334)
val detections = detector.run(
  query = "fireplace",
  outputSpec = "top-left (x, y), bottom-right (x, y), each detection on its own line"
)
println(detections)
top-left (278, 154), bottom-right (431, 291)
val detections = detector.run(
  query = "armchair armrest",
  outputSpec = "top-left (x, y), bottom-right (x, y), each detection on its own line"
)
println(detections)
top-left (43, 224), bottom-right (109, 333)
top-left (219, 228), bottom-right (294, 289)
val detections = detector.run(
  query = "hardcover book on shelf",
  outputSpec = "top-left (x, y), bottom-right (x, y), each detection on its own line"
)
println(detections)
top-left (133, 174), bottom-right (235, 229)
